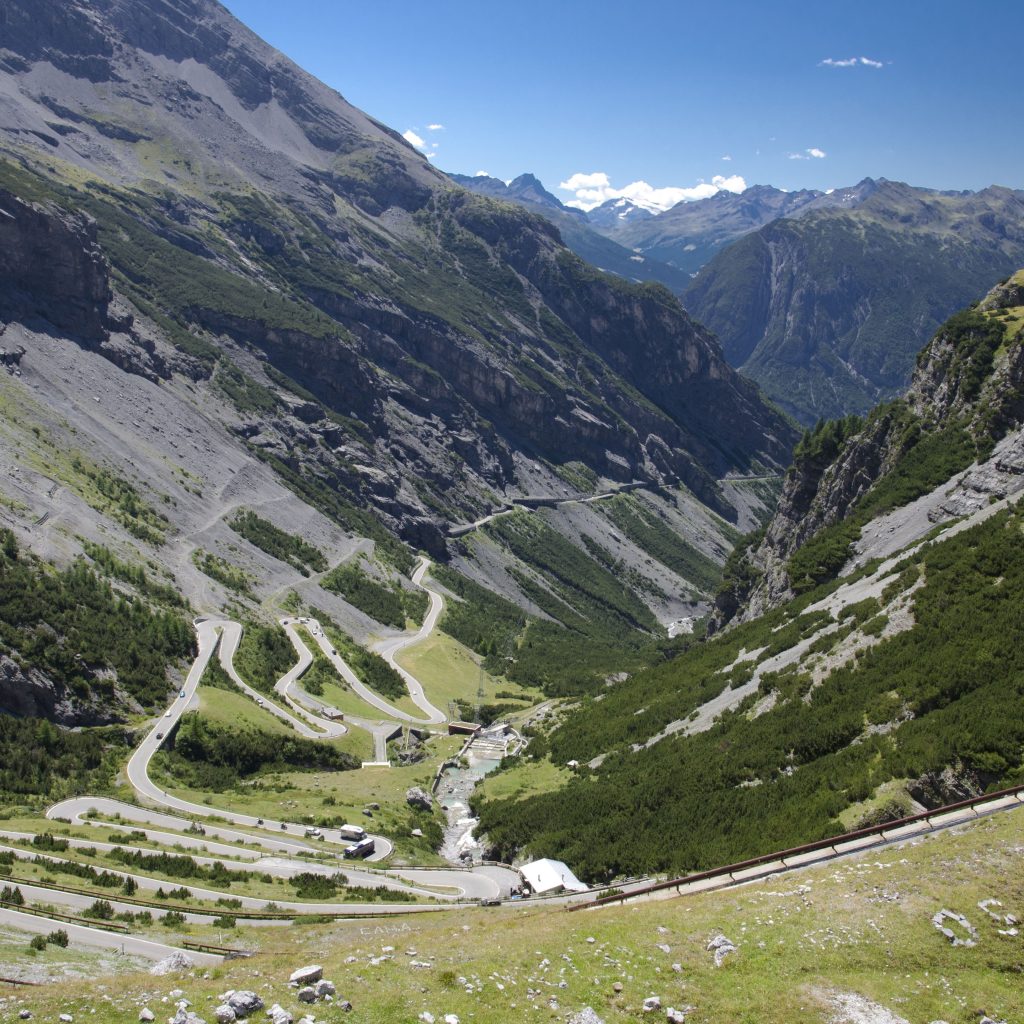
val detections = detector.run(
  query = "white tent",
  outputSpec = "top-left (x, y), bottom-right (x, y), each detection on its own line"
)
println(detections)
top-left (518, 858), bottom-right (588, 895)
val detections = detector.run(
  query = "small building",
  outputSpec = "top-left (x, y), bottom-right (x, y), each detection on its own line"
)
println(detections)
top-left (481, 721), bottom-right (511, 738)
top-left (518, 858), bottom-right (588, 896)
top-left (448, 721), bottom-right (480, 736)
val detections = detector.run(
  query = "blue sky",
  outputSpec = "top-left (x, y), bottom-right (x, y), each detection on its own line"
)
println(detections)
top-left (224, 0), bottom-right (1022, 211)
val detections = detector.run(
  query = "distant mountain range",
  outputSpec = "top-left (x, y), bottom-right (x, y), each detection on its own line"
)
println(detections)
top-left (684, 180), bottom-right (1024, 423)
top-left (455, 171), bottom-right (1024, 424)
top-left (448, 173), bottom-right (692, 295)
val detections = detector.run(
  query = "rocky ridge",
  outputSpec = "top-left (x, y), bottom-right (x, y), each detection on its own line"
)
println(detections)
top-left (720, 271), bottom-right (1024, 625)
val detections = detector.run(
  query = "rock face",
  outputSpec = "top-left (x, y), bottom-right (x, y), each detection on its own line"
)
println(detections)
top-left (719, 274), bottom-right (1024, 626)
top-left (0, 653), bottom-right (126, 726)
top-left (685, 181), bottom-right (1024, 424)
top-left (0, 189), bottom-right (111, 341)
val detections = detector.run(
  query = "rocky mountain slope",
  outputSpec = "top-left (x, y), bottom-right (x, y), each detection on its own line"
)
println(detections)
top-left (684, 180), bottom-right (1024, 423)
top-left (449, 172), bottom-right (692, 295)
top-left (0, 0), bottom-right (796, 718)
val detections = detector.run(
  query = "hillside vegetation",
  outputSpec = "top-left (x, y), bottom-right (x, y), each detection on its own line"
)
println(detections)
top-left (0, 529), bottom-right (195, 711)
top-left (476, 502), bottom-right (1024, 879)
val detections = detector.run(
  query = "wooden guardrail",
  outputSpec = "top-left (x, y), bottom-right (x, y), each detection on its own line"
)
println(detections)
top-left (568, 782), bottom-right (1024, 912)
top-left (183, 939), bottom-right (253, 958)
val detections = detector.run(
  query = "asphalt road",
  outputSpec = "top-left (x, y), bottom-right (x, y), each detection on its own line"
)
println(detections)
top-left (0, 907), bottom-right (222, 964)
top-left (119, 622), bottom-right (397, 861)
top-left (28, 563), bottom-right (529, 919)
top-left (215, 619), bottom-right (343, 738)
top-left (369, 557), bottom-right (447, 724)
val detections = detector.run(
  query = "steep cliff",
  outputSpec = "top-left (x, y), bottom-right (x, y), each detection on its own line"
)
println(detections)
top-left (0, 188), bottom-right (112, 341)
top-left (717, 271), bottom-right (1024, 624)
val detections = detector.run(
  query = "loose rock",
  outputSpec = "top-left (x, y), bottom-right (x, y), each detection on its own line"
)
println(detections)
top-left (213, 1007), bottom-right (235, 1024)
top-left (288, 966), bottom-right (323, 986)
top-left (406, 787), bottom-right (433, 812)
top-left (931, 909), bottom-right (977, 947)
top-left (666, 1009), bottom-right (693, 1023)
top-left (642, 996), bottom-right (662, 1013)
top-left (151, 953), bottom-right (195, 976)
top-left (226, 993), bottom-right (263, 1018)
top-left (706, 934), bottom-right (737, 966)
top-left (296, 989), bottom-right (316, 1005)
top-left (313, 981), bottom-right (335, 1000)
top-left (139, 1011), bottom-right (155, 1023)
top-left (567, 1009), bottom-right (605, 1024)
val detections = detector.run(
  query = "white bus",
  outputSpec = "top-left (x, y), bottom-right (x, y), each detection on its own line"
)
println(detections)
top-left (339, 824), bottom-right (367, 841)
top-left (344, 837), bottom-right (375, 859)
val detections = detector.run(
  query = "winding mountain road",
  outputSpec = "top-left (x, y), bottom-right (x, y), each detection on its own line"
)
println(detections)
top-left (370, 557), bottom-right (447, 724)
top-left (120, 618), bottom-right (398, 859)
top-left (215, 619), bottom-right (344, 738)
top-left (38, 559), bottom-right (525, 909)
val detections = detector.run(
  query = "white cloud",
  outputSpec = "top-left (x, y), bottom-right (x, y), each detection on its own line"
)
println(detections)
top-left (557, 172), bottom-right (747, 212)
top-left (427, 123), bottom-right (445, 131)
top-left (819, 56), bottom-right (883, 69)
top-left (474, 170), bottom-right (490, 177)
top-left (788, 147), bottom-right (827, 160)
top-left (560, 171), bottom-right (612, 191)
top-left (722, 154), bottom-right (732, 161)
top-left (403, 129), bottom-right (426, 150)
